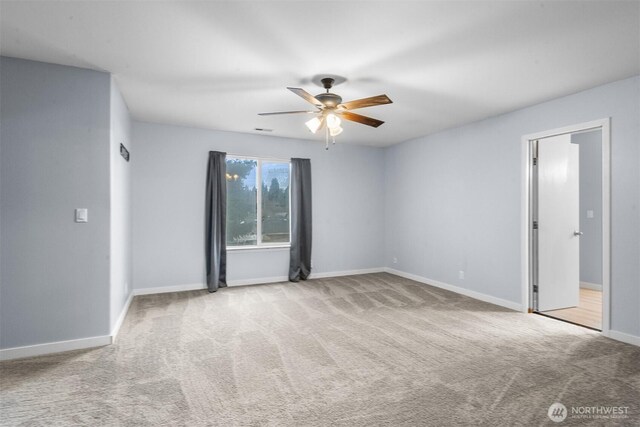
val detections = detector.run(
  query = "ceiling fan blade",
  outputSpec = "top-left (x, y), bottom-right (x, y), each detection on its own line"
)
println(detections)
top-left (287, 87), bottom-right (324, 107)
top-left (340, 94), bottom-right (392, 110)
top-left (258, 110), bottom-right (319, 116)
top-left (339, 111), bottom-right (385, 128)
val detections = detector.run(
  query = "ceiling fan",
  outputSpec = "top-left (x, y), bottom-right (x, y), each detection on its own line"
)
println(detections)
top-left (259, 77), bottom-right (392, 149)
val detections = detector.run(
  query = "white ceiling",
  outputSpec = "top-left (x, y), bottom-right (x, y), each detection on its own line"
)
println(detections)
top-left (1, 1), bottom-right (638, 147)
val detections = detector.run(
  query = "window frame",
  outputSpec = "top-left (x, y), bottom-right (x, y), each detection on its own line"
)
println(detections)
top-left (225, 155), bottom-right (291, 250)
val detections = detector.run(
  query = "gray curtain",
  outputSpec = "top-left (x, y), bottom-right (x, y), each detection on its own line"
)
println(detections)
top-left (289, 158), bottom-right (312, 282)
top-left (205, 151), bottom-right (227, 292)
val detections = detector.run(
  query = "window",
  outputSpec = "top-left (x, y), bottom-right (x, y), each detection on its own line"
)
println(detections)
top-left (226, 156), bottom-right (290, 248)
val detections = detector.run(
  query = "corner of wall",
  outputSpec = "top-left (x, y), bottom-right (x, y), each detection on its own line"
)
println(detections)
top-left (108, 77), bottom-right (134, 332)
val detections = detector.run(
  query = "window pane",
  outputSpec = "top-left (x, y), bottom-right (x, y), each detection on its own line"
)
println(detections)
top-left (261, 162), bottom-right (290, 243)
top-left (226, 158), bottom-right (257, 246)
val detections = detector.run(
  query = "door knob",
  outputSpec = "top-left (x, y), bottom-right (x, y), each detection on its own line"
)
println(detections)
top-left (574, 231), bottom-right (583, 236)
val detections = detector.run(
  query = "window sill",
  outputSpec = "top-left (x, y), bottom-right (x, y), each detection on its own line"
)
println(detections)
top-left (227, 245), bottom-right (290, 253)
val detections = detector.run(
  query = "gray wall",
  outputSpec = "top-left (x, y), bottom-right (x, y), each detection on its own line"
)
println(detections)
top-left (1, 55), bottom-right (637, 350)
top-left (0, 57), bottom-right (112, 348)
top-left (572, 130), bottom-right (602, 286)
top-left (384, 76), bottom-right (639, 338)
top-left (109, 78), bottom-right (133, 329)
top-left (132, 122), bottom-right (386, 290)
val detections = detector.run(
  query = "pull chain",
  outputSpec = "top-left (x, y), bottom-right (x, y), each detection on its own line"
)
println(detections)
top-left (325, 127), bottom-right (329, 150)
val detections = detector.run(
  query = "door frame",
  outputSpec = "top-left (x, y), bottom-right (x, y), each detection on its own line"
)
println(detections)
top-left (520, 118), bottom-right (611, 334)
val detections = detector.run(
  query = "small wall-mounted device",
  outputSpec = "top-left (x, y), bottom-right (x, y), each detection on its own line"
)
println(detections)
top-left (120, 143), bottom-right (130, 162)
top-left (75, 208), bottom-right (88, 223)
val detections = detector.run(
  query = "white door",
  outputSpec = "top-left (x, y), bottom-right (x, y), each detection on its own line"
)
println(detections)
top-left (536, 134), bottom-right (580, 311)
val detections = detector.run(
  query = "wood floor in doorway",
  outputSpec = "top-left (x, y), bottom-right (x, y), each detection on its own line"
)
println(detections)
top-left (540, 288), bottom-right (602, 330)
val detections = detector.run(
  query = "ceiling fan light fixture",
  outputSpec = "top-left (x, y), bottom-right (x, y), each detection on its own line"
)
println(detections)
top-left (326, 113), bottom-right (341, 129)
top-left (329, 125), bottom-right (343, 137)
top-left (305, 116), bottom-right (323, 134)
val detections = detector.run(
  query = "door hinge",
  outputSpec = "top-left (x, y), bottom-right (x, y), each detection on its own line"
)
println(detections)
top-left (533, 157), bottom-right (537, 166)
top-left (533, 285), bottom-right (539, 293)
top-left (533, 220), bottom-right (538, 230)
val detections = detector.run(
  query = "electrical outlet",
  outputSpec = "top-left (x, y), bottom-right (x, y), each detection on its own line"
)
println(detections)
top-left (392, 257), bottom-right (398, 264)
top-left (458, 270), bottom-right (465, 280)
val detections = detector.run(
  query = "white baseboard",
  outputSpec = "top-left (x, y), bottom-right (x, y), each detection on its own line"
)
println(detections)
top-left (580, 281), bottom-right (602, 291)
top-left (384, 267), bottom-right (522, 312)
top-left (132, 278), bottom-right (290, 294)
top-left (1, 292), bottom-right (134, 361)
top-left (0, 335), bottom-right (111, 361)
top-left (229, 268), bottom-right (385, 284)
top-left (311, 267), bottom-right (385, 279)
top-left (132, 268), bottom-right (386, 294)
top-left (110, 291), bottom-right (134, 341)
top-left (133, 283), bottom-right (206, 295)
top-left (604, 329), bottom-right (640, 347)
top-left (228, 275), bottom-right (289, 287)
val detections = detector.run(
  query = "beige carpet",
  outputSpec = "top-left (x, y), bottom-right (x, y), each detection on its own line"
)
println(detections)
top-left (1, 273), bottom-right (638, 426)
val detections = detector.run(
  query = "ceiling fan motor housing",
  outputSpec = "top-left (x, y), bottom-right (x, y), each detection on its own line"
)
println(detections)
top-left (315, 93), bottom-right (342, 108)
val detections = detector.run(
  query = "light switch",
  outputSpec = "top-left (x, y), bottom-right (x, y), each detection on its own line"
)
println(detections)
top-left (75, 208), bottom-right (88, 223)
top-left (586, 210), bottom-right (594, 219)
